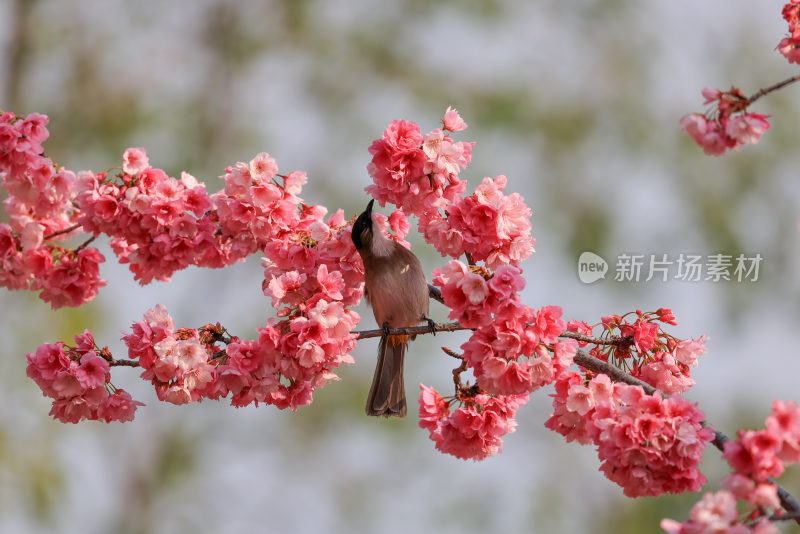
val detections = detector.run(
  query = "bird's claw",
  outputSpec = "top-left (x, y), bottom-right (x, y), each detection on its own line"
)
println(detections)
top-left (425, 316), bottom-right (437, 336)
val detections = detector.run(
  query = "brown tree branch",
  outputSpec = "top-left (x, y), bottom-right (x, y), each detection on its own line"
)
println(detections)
top-left (771, 510), bottom-right (800, 522)
top-left (43, 223), bottom-right (82, 241)
top-left (108, 358), bottom-right (139, 367)
top-left (572, 347), bottom-right (800, 521)
top-left (560, 331), bottom-right (633, 346)
top-left (74, 235), bottom-right (96, 252)
top-left (748, 74), bottom-right (800, 104)
top-left (428, 283), bottom-right (444, 305)
top-left (102, 303), bottom-right (800, 520)
top-left (355, 321), bottom-right (469, 339)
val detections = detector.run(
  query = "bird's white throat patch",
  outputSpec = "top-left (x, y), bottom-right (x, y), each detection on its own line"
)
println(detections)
top-left (370, 223), bottom-right (395, 257)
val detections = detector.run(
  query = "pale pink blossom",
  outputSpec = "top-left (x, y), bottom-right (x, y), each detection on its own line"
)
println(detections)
top-left (488, 265), bottom-right (525, 298)
top-left (767, 400), bottom-right (800, 463)
top-left (566, 383), bottom-right (595, 415)
top-left (75, 352), bottom-right (109, 389)
top-left (164, 384), bottom-right (192, 405)
top-left (673, 336), bottom-right (707, 367)
top-left (265, 271), bottom-right (308, 307)
top-left (122, 147), bottom-right (149, 175)
top-left (249, 152), bottom-right (278, 181)
top-left (778, 36), bottom-right (800, 63)
top-left (99, 390), bottom-right (143, 422)
top-left (728, 112), bottom-right (771, 146)
top-left (691, 491), bottom-right (739, 529)
top-left (442, 106), bottom-right (467, 131)
top-left (316, 263), bottom-right (344, 300)
top-left (20, 222), bottom-right (44, 251)
top-left (680, 114), bottom-right (730, 156)
top-left (297, 341), bottom-right (325, 368)
top-left (701, 86), bottom-right (723, 104)
top-left (459, 272), bottom-right (489, 304)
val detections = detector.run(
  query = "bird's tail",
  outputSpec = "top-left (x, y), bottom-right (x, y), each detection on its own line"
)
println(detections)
top-left (366, 334), bottom-right (408, 417)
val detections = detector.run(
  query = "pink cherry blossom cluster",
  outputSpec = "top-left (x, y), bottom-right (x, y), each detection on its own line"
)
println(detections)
top-left (778, 0), bottom-right (800, 64)
top-left (365, 111), bottom-right (543, 458)
top-left (123, 305), bottom-right (220, 405)
top-left (367, 109), bottom-right (535, 269)
top-left (30, 203), bottom-right (367, 419)
top-left (573, 309), bottom-right (706, 396)
top-left (432, 260), bottom-right (571, 396)
top-left (661, 490), bottom-right (779, 534)
top-left (662, 472), bottom-right (785, 532)
top-left (77, 148), bottom-right (305, 285)
top-left (680, 87), bottom-right (771, 156)
top-left (0, 111), bottom-right (108, 308)
top-left (722, 474), bottom-right (781, 514)
top-left (723, 400), bottom-right (800, 482)
top-left (421, 175), bottom-right (534, 269)
top-left (0, 112), bottom-right (71, 223)
top-left (1, 110), bottom-right (316, 304)
top-left (262, 205), bottom-right (377, 312)
top-left (77, 154), bottom-right (211, 285)
top-left (418, 384), bottom-right (528, 461)
top-left (211, 154), bottom-right (305, 259)
top-left (546, 372), bottom-right (714, 497)
top-left (660, 401), bottom-right (800, 531)
top-left (251, 206), bottom-right (366, 409)
top-left (365, 107), bottom-right (471, 217)
top-left (420, 258), bottom-right (572, 460)
top-left (119, 206), bottom-right (365, 413)
top-left (123, 258), bottom-right (361, 413)
top-left (26, 330), bottom-right (142, 423)
top-left (16, 110), bottom-right (374, 419)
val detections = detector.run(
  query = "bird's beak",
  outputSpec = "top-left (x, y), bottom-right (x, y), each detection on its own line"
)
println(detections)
top-left (366, 199), bottom-right (375, 215)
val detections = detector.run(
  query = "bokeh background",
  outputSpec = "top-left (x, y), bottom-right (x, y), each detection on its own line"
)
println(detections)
top-left (1, 1), bottom-right (799, 532)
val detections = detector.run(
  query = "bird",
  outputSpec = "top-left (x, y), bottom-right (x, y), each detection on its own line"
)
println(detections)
top-left (351, 199), bottom-right (431, 417)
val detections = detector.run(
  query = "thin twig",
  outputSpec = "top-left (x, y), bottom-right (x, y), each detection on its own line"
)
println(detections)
top-left (43, 223), bottom-right (82, 241)
top-left (573, 348), bottom-right (656, 393)
top-left (75, 235), bottom-right (96, 252)
top-left (560, 331), bottom-right (633, 346)
top-left (441, 347), bottom-right (463, 359)
top-left (748, 74), bottom-right (800, 104)
top-left (108, 358), bottom-right (139, 367)
top-left (452, 357), bottom-right (468, 396)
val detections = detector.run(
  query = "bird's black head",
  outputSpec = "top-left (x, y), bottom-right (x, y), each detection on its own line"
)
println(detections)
top-left (351, 199), bottom-right (375, 250)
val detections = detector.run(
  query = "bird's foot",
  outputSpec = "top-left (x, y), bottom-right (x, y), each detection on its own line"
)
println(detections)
top-left (424, 316), bottom-right (437, 336)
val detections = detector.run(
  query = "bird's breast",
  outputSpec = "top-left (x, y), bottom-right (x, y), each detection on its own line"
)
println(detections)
top-left (363, 253), bottom-right (429, 329)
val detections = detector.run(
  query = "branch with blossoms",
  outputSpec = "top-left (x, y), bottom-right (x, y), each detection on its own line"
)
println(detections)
top-left (681, 1), bottom-right (800, 155)
top-left (4, 103), bottom-right (799, 533)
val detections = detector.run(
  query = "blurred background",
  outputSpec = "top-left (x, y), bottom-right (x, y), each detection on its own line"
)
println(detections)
top-left (1, 0), bottom-right (799, 532)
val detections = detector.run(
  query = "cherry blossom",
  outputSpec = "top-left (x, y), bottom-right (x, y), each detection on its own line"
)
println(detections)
top-left (681, 88), bottom-right (771, 155)
top-left (26, 330), bottom-right (143, 423)
top-left (418, 384), bottom-right (528, 461)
